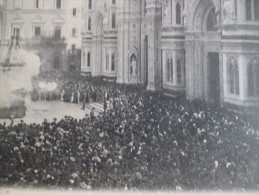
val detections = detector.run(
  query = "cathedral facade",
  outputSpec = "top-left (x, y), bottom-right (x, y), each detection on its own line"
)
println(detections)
top-left (82, 0), bottom-right (259, 113)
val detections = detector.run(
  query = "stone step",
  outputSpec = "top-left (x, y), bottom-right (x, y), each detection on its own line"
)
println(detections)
top-left (85, 102), bottom-right (104, 113)
top-left (91, 102), bottom-right (104, 111)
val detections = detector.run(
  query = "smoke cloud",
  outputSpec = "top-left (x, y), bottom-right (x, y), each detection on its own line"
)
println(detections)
top-left (0, 48), bottom-right (41, 108)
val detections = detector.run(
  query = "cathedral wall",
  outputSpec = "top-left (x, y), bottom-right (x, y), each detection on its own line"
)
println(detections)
top-left (81, 39), bottom-right (92, 74)
top-left (146, 0), bottom-right (162, 91)
top-left (81, 0), bottom-right (259, 113)
top-left (117, 0), bottom-right (142, 84)
top-left (221, 0), bottom-right (259, 112)
top-left (161, 0), bottom-right (185, 96)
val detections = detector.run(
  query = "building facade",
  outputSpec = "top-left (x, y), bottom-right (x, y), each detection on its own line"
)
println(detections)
top-left (67, 0), bottom-right (82, 51)
top-left (81, 0), bottom-right (259, 113)
top-left (0, 0), bottom-right (82, 71)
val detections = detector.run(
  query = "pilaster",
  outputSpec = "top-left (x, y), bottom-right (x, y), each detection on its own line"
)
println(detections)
top-left (146, 0), bottom-right (162, 91)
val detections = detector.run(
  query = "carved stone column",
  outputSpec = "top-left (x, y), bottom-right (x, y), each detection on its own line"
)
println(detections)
top-left (116, 2), bottom-right (124, 83)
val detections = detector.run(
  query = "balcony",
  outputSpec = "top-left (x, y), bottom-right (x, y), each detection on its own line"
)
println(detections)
top-left (24, 35), bottom-right (67, 47)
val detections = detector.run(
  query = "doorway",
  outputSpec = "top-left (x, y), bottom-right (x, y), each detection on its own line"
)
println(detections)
top-left (208, 52), bottom-right (220, 105)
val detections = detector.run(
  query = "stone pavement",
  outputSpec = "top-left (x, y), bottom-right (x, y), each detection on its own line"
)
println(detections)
top-left (0, 101), bottom-right (104, 125)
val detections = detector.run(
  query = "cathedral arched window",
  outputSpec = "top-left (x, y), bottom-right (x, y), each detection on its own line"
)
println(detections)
top-left (207, 8), bottom-right (217, 31)
top-left (255, 0), bottom-right (259, 21)
top-left (35, 0), bottom-right (39, 9)
top-left (88, 17), bottom-right (91, 31)
top-left (144, 0), bottom-right (148, 16)
top-left (112, 13), bottom-right (116, 29)
top-left (89, 0), bottom-right (92, 10)
top-left (171, 0), bottom-right (173, 21)
top-left (167, 58), bottom-right (171, 81)
top-left (246, 0), bottom-right (259, 21)
top-left (166, 56), bottom-right (173, 82)
top-left (177, 58), bottom-right (181, 84)
top-left (247, 58), bottom-right (259, 96)
top-left (111, 54), bottom-right (115, 71)
top-left (176, 2), bottom-right (181, 25)
top-left (106, 52), bottom-right (109, 71)
top-left (228, 57), bottom-right (239, 95)
top-left (87, 52), bottom-right (91, 67)
top-left (56, 0), bottom-right (61, 9)
top-left (246, 0), bottom-right (252, 20)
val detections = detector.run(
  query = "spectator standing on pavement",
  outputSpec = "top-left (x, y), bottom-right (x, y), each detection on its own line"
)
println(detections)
top-left (90, 107), bottom-right (95, 121)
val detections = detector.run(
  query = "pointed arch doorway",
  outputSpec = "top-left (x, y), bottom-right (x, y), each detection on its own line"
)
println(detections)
top-left (186, 0), bottom-right (222, 105)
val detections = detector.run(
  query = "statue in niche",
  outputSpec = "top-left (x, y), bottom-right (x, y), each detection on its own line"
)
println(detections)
top-left (183, 8), bottom-right (187, 26)
top-left (223, 0), bottom-right (234, 17)
top-left (130, 54), bottom-right (137, 76)
top-left (216, 8), bottom-right (220, 25)
top-left (163, 0), bottom-right (170, 20)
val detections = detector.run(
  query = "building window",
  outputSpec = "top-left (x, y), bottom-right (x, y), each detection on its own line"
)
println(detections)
top-left (89, 0), bottom-right (92, 10)
top-left (176, 2), bottom-right (181, 25)
top-left (144, 0), bottom-right (147, 15)
top-left (72, 28), bottom-right (77, 37)
top-left (56, 0), bottom-right (61, 9)
top-left (14, 0), bottom-right (22, 9)
top-left (13, 27), bottom-right (20, 37)
top-left (53, 56), bottom-right (61, 70)
top-left (71, 44), bottom-right (76, 51)
top-left (88, 17), bottom-right (91, 31)
top-left (73, 8), bottom-right (77, 16)
top-left (228, 57), bottom-right (239, 95)
top-left (112, 13), bottom-right (116, 29)
top-left (35, 0), bottom-right (39, 9)
top-left (255, 0), bottom-right (259, 21)
top-left (106, 52), bottom-right (109, 71)
top-left (246, 0), bottom-right (259, 21)
top-left (112, 0), bottom-right (116, 5)
top-left (111, 54), bottom-right (115, 71)
top-left (54, 26), bottom-right (61, 39)
top-left (87, 52), bottom-right (91, 67)
top-left (171, 0), bottom-right (173, 21)
top-left (34, 26), bottom-right (41, 37)
top-left (246, 0), bottom-right (252, 20)
top-left (247, 58), bottom-right (259, 96)
top-left (177, 58), bottom-right (181, 84)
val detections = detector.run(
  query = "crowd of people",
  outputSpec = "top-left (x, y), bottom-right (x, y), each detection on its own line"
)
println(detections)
top-left (31, 72), bottom-right (133, 109)
top-left (0, 73), bottom-right (259, 191)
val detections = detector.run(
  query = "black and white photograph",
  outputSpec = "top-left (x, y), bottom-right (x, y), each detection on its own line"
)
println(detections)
top-left (0, 0), bottom-right (259, 194)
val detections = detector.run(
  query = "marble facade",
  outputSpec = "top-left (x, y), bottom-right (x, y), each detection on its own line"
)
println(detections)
top-left (82, 0), bottom-right (259, 113)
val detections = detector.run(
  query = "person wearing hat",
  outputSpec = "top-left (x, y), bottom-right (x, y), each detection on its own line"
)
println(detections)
top-left (90, 107), bottom-right (95, 121)
top-left (104, 98), bottom-right (107, 114)
top-left (82, 92), bottom-right (86, 110)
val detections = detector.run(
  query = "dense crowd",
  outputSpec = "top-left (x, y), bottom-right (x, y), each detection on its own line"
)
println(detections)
top-left (31, 72), bottom-right (137, 106)
top-left (0, 73), bottom-right (259, 191)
